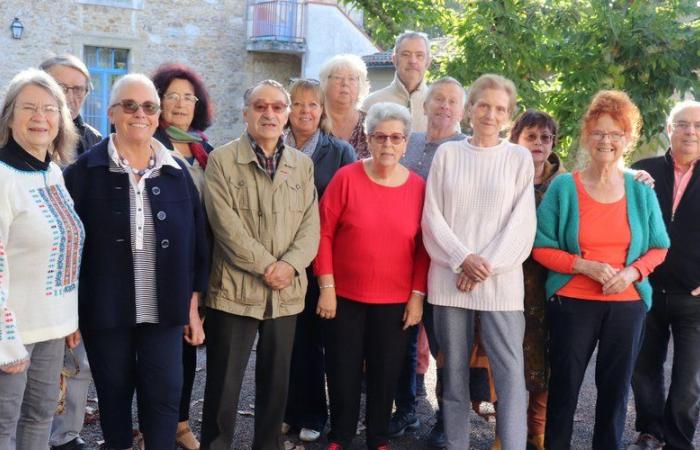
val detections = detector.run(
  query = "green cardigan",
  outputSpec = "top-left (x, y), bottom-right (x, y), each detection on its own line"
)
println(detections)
top-left (534, 172), bottom-right (670, 310)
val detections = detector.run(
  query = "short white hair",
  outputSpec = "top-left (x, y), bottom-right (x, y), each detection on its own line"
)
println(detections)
top-left (109, 73), bottom-right (160, 106)
top-left (667, 99), bottom-right (700, 127)
top-left (364, 102), bottom-right (411, 136)
top-left (319, 54), bottom-right (370, 106)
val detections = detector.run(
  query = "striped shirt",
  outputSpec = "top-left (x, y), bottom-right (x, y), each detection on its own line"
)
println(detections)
top-left (107, 136), bottom-right (181, 323)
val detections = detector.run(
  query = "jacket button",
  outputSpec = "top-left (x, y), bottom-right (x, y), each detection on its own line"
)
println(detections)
top-left (296, 184), bottom-right (301, 189)
top-left (161, 239), bottom-right (170, 249)
top-left (258, 211), bottom-right (263, 217)
top-left (152, 186), bottom-right (161, 195)
top-left (157, 211), bottom-right (167, 221)
top-left (238, 180), bottom-right (245, 186)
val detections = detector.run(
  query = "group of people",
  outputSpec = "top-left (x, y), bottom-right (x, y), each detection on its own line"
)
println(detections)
top-left (0, 29), bottom-right (698, 450)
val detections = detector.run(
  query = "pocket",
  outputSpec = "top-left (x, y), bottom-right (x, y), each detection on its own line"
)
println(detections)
top-left (285, 180), bottom-right (305, 212)
top-left (232, 179), bottom-right (252, 210)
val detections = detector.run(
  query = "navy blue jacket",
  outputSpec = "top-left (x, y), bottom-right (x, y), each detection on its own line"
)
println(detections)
top-left (63, 138), bottom-right (209, 331)
top-left (311, 131), bottom-right (356, 198)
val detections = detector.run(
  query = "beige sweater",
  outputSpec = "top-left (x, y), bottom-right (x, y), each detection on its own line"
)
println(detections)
top-left (361, 73), bottom-right (429, 133)
top-left (421, 139), bottom-right (536, 311)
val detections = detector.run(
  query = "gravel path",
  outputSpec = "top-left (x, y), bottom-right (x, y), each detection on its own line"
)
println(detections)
top-left (78, 343), bottom-right (697, 449)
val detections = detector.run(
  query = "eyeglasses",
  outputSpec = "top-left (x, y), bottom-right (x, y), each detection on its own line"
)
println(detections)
top-left (250, 101), bottom-right (288, 114)
top-left (16, 103), bottom-right (60, 116)
top-left (58, 83), bottom-right (88, 97)
top-left (523, 132), bottom-right (555, 144)
top-left (328, 75), bottom-right (360, 85)
top-left (590, 131), bottom-right (625, 142)
top-left (110, 99), bottom-right (160, 115)
top-left (672, 121), bottom-right (700, 133)
top-left (369, 132), bottom-right (406, 145)
top-left (163, 92), bottom-right (199, 104)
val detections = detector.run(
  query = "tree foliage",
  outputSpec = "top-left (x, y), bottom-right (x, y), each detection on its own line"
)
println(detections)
top-left (342, 0), bottom-right (700, 161)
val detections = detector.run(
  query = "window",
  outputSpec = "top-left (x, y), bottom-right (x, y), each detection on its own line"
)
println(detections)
top-left (84, 46), bottom-right (129, 136)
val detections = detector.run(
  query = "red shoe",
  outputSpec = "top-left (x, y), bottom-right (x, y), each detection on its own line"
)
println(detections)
top-left (376, 446), bottom-right (389, 450)
top-left (327, 442), bottom-right (343, 450)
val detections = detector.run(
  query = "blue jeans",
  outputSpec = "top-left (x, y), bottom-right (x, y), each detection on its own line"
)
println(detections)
top-left (632, 291), bottom-right (700, 450)
top-left (546, 296), bottom-right (646, 450)
top-left (393, 325), bottom-right (419, 415)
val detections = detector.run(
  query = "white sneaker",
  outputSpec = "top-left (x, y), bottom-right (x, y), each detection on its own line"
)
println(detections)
top-left (281, 422), bottom-right (291, 434)
top-left (299, 428), bottom-right (321, 442)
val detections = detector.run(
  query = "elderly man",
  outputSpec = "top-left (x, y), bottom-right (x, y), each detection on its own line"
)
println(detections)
top-left (388, 77), bottom-right (467, 447)
top-left (40, 55), bottom-right (102, 156)
top-left (629, 100), bottom-right (700, 450)
top-left (41, 54), bottom-right (101, 450)
top-left (361, 31), bottom-right (432, 132)
top-left (200, 80), bottom-right (319, 450)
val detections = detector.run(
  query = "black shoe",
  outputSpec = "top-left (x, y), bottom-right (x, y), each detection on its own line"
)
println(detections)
top-left (387, 410), bottom-right (420, 438)
top-left (416, 374), bottom-right (427, 398)
top-left (51, 437), bottom-right (93, 450)
top-left (426, 418), bottom-right (446, 448)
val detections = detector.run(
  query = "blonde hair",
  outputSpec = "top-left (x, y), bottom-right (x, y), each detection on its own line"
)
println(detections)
top-left (319, 54), bottom-right (370, 107)
top-left (287, 78), bottom-right (330, 133)
top-left (466, 73), bottom-right (518, 115)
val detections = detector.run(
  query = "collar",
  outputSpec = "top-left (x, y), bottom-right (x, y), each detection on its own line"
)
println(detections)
top-left (107, 133), bottom-right (181, 171)
top-left (671, 150), bottom-right (699, 172)
top-left (237, 133), bottom-right (296, 168)
top-left (73, 114), bottom-right (86, 129)
top-left (391, 71), bottom-right (428, 97)
top-left (247, 132), bottom-right (285, 157)
top-left (0, 137), bottom-right (51, 172)
top-left (86, 134), bottom-right (182, 175)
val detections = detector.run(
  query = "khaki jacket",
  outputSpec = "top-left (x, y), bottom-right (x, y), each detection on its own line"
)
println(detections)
top-left (204, 134), bottom-right (320, 319)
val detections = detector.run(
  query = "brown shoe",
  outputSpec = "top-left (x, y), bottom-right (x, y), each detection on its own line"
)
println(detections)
top-left (176, 421), bottom-right (200, 450)
top-left (527, 434), bottom-right (545, 450)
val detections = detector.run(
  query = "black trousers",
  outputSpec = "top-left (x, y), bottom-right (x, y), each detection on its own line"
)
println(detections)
top-left (632, 291), bottom-right (700, 450)
top-left (83, 324), bottom-right (183, 450)
top-left (545, 296), bottom-right (646, 450)
top-left (179, 338), bottom-right (197, 422)
top-left (285, 274), bottom-right (328, 431)
top-left (324, 297), bottom-right (410, 449)
top-left (200, 308), bottom-right (296, 450)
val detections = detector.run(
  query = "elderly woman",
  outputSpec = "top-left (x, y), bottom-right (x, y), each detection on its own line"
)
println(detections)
top-left (63, 73), bottom-right (208, 450)
top-left (283, 78), bottom-right (356, 442)
top-left (0, 69), bottom-right (84, 449)
top-left (314, 102), bottom-right (429, 450)
top-left (319, 54), bottom-right (371, 159)
top-left (533, 90), bottom-right (670, 450)
top-left (422, 74), bottom-right (537, 450)
top-left (151, 62), bottom-right (213, 450)
top-left (388, 77), bottom-right (467, 445)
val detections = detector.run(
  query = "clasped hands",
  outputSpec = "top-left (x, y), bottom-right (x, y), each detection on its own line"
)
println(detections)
top-left (573, 258), bottom-right (640, 295)
top-left (264, 260), bottom-right (295, 290)
top-left (457, 254), bottom-right (492, 292)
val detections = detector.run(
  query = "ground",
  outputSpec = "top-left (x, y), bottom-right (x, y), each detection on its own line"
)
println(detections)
top-left (78, 344), bottom-right (695, 449)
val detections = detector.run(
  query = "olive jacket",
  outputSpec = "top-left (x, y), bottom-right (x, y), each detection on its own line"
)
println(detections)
top-left (203, 133), bottom-right (320, 320)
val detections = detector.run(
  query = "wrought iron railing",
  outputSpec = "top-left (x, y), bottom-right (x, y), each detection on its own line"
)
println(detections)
top-left (248, 0), bottom-right (305, 43)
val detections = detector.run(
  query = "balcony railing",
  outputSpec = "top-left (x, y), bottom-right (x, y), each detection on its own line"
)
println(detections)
top-left (247, 0), bottom-right (306, 53)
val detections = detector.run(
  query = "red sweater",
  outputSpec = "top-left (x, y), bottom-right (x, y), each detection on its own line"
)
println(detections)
top-left (313, 161), bottom-right (429, 304)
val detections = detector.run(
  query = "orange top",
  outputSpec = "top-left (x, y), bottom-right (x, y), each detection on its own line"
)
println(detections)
top-left (533, 172), bottom-right (667, 301)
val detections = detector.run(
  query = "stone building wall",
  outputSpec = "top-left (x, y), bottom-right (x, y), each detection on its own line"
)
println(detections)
top-left (1, 0), bottom-right (301, 145)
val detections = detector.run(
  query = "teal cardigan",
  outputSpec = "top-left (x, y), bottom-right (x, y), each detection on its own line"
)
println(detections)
top-left (534, 172), bottom-right (670, 310)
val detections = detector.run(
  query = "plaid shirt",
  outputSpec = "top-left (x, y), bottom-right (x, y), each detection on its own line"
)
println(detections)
top-left (248, 133), bottom-right (285, 179)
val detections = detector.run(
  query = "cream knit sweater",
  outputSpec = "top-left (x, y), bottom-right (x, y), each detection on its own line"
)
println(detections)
top-left (421, 138), bottom-right (536, 311)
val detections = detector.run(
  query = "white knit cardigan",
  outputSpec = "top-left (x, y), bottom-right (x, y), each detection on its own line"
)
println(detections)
top-left (421, 138), bottom-right (537, 311)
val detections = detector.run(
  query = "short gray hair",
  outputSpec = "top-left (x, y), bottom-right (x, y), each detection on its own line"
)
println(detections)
top-left (109, 73), bottom-right (160, 107)
top-left (243, 79), bottom-right (291, 108)
top-left (39, 54), bottom-right (92, 91)
top-left (394, 31), bottom-right (431, 59)
top-left (667, 99), bottom-right (700, 127)
top-left (0, 68), bottom-right (78, 165)
top-left (364, 102), bottom-right (412, 136)
top-left (319, 54), bottom-right (370, 106)
top-left (426, 76), bottom-right (466, 105)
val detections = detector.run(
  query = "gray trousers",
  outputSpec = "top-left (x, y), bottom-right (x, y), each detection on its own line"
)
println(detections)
top-left (0, 338), bottom-right (65, 450)
top-left (433, 306), bottom-right (527, 450)
top-left (49, 340), bottom-right (91, 446)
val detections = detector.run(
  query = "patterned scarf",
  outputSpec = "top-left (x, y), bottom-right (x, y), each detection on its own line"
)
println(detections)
top-left (160, 120), bottom-right (209, 169)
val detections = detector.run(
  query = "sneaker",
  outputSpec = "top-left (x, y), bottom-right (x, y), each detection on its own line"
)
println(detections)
top-left (416, 374), bottom-right (427, 398)
top-left (426, 419), bottom-right (446, 448)
top-left (387, 410), bottom-right (420, 438)
top-left (490, 436), bottom-right (502, 450)
top-left (627, 433), bottom-right (664, 450)
top-left (376, 446), bottom-right (389, 450)
top-left (299, 428), bottom-right (321, 442)
top-left (327, 442), bottom-right (343, 450)
top-left (281, 422), bottom-right (291, 434)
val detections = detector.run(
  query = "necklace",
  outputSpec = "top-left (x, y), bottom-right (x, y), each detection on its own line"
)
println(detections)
top-left (118, 147), bottom-right (156, 176)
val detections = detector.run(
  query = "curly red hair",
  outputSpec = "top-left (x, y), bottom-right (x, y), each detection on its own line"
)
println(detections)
top-left (581, 90), bottom-right (642, 149)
